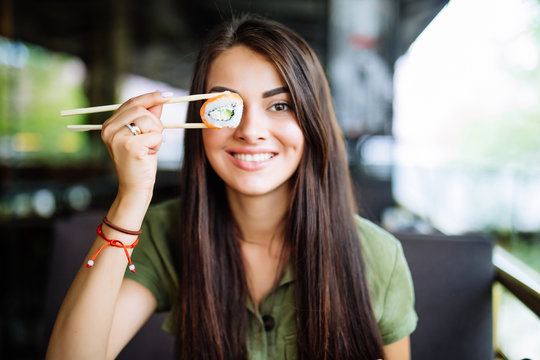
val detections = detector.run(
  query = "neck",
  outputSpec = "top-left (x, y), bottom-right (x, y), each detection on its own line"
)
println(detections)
top-left (226, 185), bottom-right (290, 248)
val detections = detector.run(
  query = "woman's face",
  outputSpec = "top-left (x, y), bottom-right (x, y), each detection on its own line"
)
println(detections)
top-left (202, 45), bottom-right (305, 198)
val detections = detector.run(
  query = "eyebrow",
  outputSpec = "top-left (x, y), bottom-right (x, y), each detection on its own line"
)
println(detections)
top-left (207, 86), bottom-right (290, 98)
top-left (262, 87), bottom-right (289, 98)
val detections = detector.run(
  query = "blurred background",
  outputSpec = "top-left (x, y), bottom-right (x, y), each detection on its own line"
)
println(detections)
top-left (1, 0), bottom-right (539, 358)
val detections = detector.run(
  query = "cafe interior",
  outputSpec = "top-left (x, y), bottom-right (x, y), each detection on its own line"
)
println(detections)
top-left (1, 0), bottom-right (539, 358)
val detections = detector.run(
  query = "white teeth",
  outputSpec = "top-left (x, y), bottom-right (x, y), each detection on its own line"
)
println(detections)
top-left (233, 153), bottom-right (275, 162)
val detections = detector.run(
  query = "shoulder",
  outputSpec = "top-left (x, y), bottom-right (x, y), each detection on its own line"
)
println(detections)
top-left (354, 215), bottom-right (418, 344)
top-left (354, 215), bottom-right (402, 273)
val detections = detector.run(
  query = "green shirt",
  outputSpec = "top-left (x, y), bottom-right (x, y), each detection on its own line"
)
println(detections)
top-left (125, 199), bottom-right (417, 358)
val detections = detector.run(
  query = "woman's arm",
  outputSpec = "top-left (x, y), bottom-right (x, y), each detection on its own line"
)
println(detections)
top-left (105, 279), bottom-right (158, 359)
top-left (382, 336), bottom-right (411, 360)
top-left (46, 92), bottom-right (170, 359)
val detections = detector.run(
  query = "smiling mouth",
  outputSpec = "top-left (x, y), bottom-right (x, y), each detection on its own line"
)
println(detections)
top-left (232, 152), bottom-right (276, 162)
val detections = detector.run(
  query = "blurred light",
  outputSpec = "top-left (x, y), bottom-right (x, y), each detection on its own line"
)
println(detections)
top-left (58, 132), bottom-right (83, 153)
top-left (504, 34), bottom-right (539, 72)
top-left (33, 189), bottom-right (56, 218)
top-left (0, 200), bottom-right (10, 219)
top-left (0, 37), bottom-right (29, 68)
top-left (60, 57), bottom-right (87, 85)
top-left (0, 135), bottom-right (14, 158)
top-left (12, 133), bottom-right (42, 152)
top-left (361, 135), bottom-right (394, 166)
top-left (66, 185), bottom-right (91, 211)
top-left (359, 135), bottom-right (394, 179)
top-left (12, 193), bottom-right (33, 218)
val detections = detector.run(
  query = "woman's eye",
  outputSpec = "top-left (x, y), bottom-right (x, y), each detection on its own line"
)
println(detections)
top-left (270, 103), bottom-right (290, 112)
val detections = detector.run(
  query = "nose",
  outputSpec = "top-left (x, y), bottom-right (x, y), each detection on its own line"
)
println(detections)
top-left (233, 105), bottom-right (268, 143)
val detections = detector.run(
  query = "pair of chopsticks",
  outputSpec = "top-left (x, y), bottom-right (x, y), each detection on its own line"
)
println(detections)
top-left (62, 92), bottom-right (226, 131)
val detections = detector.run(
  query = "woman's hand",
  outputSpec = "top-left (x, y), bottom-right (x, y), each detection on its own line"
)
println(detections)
top-left (101, 91), bottom-right (171, 196)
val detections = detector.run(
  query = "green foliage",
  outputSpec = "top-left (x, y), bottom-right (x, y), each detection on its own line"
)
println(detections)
top-left (0, 37), bottom-right (92, 165)
top-left (496, 230), bottom-right (540, 273)
top-left (459, 108), bottom-right (540, 172)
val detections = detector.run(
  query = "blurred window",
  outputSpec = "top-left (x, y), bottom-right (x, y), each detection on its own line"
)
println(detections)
top-left (393, 0), bottom-right (540, 255)
top-left (393, 1), bottom-right (540, 356)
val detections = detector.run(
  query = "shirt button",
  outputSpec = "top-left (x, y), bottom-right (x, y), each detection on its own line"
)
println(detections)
top-left (262, 315), bottom-right (275, 332)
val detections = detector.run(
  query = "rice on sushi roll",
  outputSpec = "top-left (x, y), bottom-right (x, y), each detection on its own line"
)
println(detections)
top-left (200, 92), bottom-right (243, 129)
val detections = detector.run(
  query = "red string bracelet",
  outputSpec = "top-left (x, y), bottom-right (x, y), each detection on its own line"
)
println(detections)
top-left (87, 224), bottom-right (139, 273)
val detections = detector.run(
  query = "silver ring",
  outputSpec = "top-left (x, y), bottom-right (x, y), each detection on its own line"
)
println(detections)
top-left (125, 123), bottom-right (142, 136)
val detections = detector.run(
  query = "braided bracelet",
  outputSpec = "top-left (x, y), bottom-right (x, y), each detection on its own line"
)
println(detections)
top-left (87, 224), bottom-right (139, 273)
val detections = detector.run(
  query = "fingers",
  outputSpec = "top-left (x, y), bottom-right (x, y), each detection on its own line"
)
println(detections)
top-left (138, 132), bottom-right (164, 156)
top-left (101, 92), bottom-right (168, 168)
top-left (147, 102), bottom-right (166, 119)
top-left (117, 92), bottom-right (168, 120)
top-left (103, 91), bottom-right (170, 130)
top-left (116, 91), bottom-right (171, 117)
top-left (124, 114), bottom-right (164, 135)
top-left (104, 109), bottom-right (159, 139)
top-left (110, 131), bottom-right (163, 160)
top-left (102, 92), bottom-right (169, 144)
top-left (106, 120), bottom-right (163, 160)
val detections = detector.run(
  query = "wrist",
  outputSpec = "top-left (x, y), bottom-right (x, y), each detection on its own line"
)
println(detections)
top-left (106, 189), bottom-right (152, 237)
top-left (87, 223), bottom-right (139, 273)
top-left (116, 186), bottom-right (153, 210)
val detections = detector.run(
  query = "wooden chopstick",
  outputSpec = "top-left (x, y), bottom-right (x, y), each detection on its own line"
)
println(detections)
top-left (67, 123), bottom-right (207, 132)
top-left (60, 92), bottom-right (228, 116)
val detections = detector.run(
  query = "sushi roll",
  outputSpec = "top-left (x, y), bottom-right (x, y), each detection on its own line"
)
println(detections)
top-left (200, 92), bottom-right (243, 129)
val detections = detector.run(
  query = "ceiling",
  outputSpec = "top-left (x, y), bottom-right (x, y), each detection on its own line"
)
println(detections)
top-left (1, 0), bottom-right (448, 90)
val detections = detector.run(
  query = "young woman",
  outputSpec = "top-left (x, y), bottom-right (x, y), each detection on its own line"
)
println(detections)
top-left (47, 17), bottom-right (417, 360)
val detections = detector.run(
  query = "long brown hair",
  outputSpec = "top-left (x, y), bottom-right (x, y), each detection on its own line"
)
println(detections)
top-left (175, 16), bottom-right (384, 359)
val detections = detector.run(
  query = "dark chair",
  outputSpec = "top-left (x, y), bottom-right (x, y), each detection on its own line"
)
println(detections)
top-left (396, 232), bottom-right (494, 360)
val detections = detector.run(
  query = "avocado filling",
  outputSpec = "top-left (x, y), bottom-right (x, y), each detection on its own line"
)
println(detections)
top-left (209, 106), bottom-right (234, 121)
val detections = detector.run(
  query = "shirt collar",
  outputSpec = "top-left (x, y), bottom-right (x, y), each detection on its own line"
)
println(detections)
top-left (246, 261), bottom-right (295, 315)
top-left (278, 261), bottom-right (295, 287)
